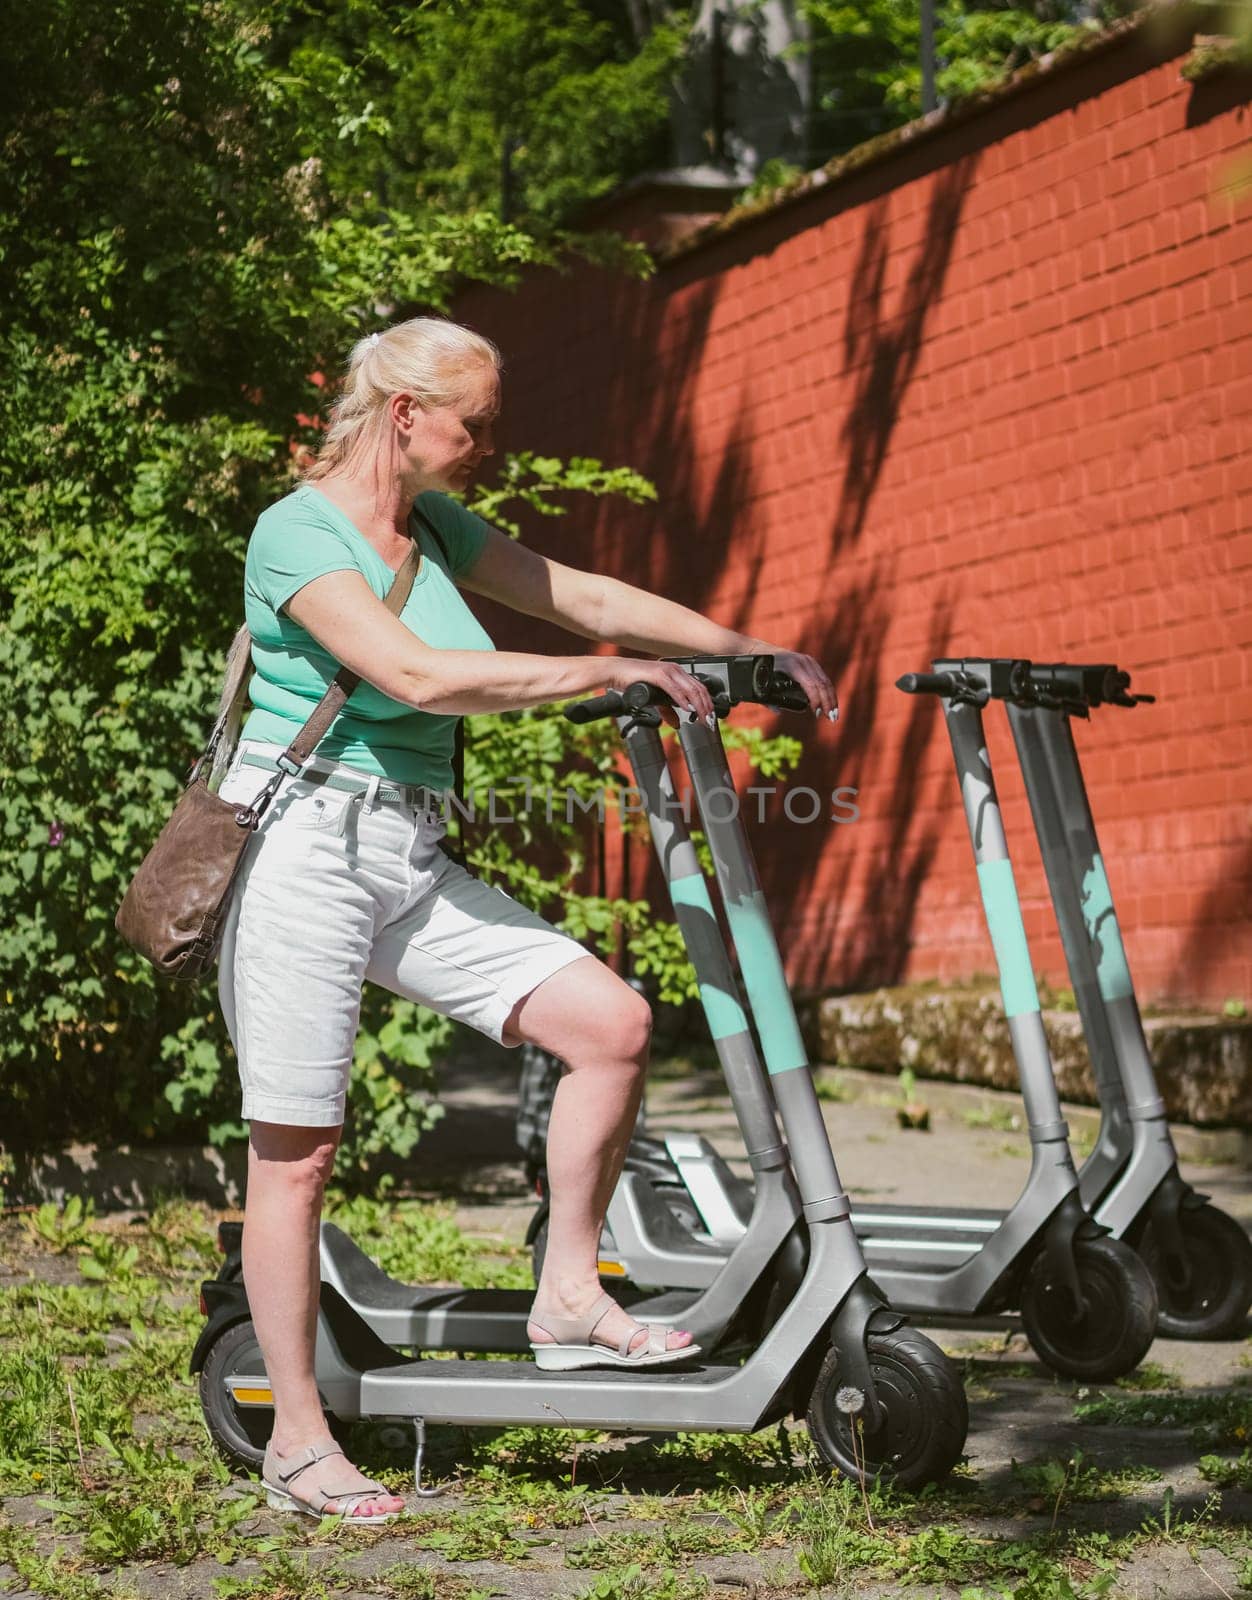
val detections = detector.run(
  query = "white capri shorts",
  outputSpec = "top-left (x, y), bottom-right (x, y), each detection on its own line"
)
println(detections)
top-left (216, 742), bottom-right (592, 1128)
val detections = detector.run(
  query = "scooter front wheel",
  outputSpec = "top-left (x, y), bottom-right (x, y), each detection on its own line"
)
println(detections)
top-left (1138, 1203), bottom-right (1252, 1341)
top-left (805, 1326), bottom-right (968, 1490)
top-left (1020, 1235), bottom-right (1158, 1381)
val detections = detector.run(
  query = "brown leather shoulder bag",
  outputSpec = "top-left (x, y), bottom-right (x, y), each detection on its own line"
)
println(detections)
top-left (116, 543), bottom-right (420, 982)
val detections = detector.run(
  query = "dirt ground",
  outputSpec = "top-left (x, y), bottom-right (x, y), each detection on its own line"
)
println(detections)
top-left (2, 1054), bottom-right (1249, 1599)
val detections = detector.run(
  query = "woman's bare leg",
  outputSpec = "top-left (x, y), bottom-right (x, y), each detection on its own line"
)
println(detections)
top-left (507, 957), bottom-right (693, 1354)
top-left (243, 1122), bottom-right (405, 1513)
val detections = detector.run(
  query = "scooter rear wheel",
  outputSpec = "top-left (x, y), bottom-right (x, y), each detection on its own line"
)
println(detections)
top-left (199, 1317), bottom-right (349, 1472)
top-left (805, 1326), bottom-right (967, 1490)
top-left (1020, 1235), bottom-right (1158, 1381)
top-left (1138, 1203), bottom-right (1252, 1341)
top-left (200, 1318), bottom-right (271, 1470)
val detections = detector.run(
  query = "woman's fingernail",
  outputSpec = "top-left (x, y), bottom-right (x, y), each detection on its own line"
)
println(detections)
top-left (705, 713), bottom-right (716, 729)
top-left (827, 708), bottom-right (839, 722)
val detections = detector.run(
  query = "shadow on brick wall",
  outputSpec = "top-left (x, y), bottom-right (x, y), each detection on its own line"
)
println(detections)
top-left (613, 157), bottom-right (980, 995)
top-left (783, 161), bottom-right (975, 991)
top-left (1168, 837), bottom-right (1252, 1002)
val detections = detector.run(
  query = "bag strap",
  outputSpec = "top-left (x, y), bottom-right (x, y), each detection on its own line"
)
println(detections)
top-left (231, 540), bottom-right (421, 819)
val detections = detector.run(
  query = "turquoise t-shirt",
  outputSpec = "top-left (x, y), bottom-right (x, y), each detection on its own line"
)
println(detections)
top-left (240, 484), bottom-right (494, 786)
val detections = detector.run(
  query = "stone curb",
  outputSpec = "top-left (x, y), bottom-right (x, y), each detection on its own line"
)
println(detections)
top-left (798, 985), bottom-right (1252, 1127)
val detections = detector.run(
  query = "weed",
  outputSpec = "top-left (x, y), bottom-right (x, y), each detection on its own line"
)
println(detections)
top-left (464, 1424), bottom-right (607, 1480)
top-left (372, 1562), bottom-right (499, 1600)
top-left (461, 1465), bottom-right (601, 1527)
top-left (77, 1234), bottom-right (142, 1288)
top-left (410, 1508), bottom-right (535, 1562)
top-left (568, 1519), bottom-right (748, 1570)
top-left (786, 1475), bottom-right (894, 1588)
top-left (45, 1440), bottom-right (263, 1566)
top-left (0, 1527), bottom-right (145, 1598)
top-left (963, 1103), bottom-right (1022, 1134)
top-left (813, 1070), bottom-right (852, 1103)
top-left (1075, 1386), bottom-right (1252, 1448)
top-left (1112, 1361), bottom-right (1181, 1392)
top-left (704, 1484), bottom-right (783, 1548)
top-left (22, 1198), bottom-right (96, 1253)
top-left (1010, 1451), bottom-right (1161, 1509)
top-left (1198, 1449), bottom-right (1252, 1489)
top-left (639, 1426), bottom-right (808, 1487)
top-left (1138, 1485), bottom-right (1222, 1545)
top-left (573, 1566), bottom-right (709, 1600)
top-left (212, 1550), bottom-right (349, 1599)
top-left (142, 1196), bottom-right (218, 1275)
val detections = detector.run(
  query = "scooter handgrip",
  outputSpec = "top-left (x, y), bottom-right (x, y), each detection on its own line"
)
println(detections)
top-left (564, 690), bottom-right (625, 724)
top-left (763, 672), bottom-right (811, 712)
top-left (565, 681), bottom-right (667, 723)
top-left (897, 671), bottom-right (961, 697)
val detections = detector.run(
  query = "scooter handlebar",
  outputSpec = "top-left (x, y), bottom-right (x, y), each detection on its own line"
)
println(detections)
top-left (564, 669), bottom-right (813, 723)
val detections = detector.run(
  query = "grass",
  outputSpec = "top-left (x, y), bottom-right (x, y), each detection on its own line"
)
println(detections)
top-left (2, 1196), bottom-right (1250, 1600)
top-left (1073, 1383), bottom-right (1252, 1446)
top-left (812, 1069), bottom-right (853, 1103)
top-left (962, 1102), bottom-right (1023, 1133)
top-left (1010, 1451), bottom-right (1162, 1507)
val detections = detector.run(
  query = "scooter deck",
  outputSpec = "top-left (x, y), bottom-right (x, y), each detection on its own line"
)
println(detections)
top-left (356, 1357), bottom-right (753, 1432)
top-left (852, 1203), bottom-right (1005, 1270)
top-left (853, 1204), bottom-right (1006, 1229)
top-left (319, 1225), bottom-right (698, 1351)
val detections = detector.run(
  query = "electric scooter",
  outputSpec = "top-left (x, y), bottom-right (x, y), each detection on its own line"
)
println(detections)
top-left (194, 657), bottom-right (968, 1492)
top-left (524, 659), bottom-right (1162, 1380)
top-left (558, 658), bottom-right (1248, 1342)
top-left (1003, 661), bottom-right (1252, 1338)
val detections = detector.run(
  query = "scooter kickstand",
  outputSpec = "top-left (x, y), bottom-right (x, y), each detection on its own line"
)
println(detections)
top-left (413, 1418), bottom-right (441, 1498)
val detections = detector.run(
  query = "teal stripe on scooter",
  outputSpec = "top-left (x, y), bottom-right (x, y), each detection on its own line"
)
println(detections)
top-left (1080, 854), bottom-right (1135, 1003)
top-left (724, 891), bottom-right (808, 1075)
top-left (975, 858), bottom-right (1041, 1019)
top-left (669, 873), bottom-right (749, 1041)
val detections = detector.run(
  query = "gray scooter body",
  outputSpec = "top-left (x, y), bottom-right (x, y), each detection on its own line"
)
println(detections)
top-left (198, 659), bottom-right (969, 1488)
top-left (564, 662), bottom-right (1159, 1377)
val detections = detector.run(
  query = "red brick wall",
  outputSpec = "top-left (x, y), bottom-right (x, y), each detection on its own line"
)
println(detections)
top-left (455, 27), bottom-right (1252, 1010)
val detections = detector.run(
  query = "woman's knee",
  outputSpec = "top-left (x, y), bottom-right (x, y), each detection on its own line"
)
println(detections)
top-left (512, 963), bottom-right (652, 1067)
top-left (566, 977), bottom-right (652, 1071)
top-left (614, 985), bottom-right (653, 1064)
top-left (248, 1122), bottom-right (340, 1206)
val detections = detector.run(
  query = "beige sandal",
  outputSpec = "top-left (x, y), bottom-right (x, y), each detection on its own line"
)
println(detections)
top-left (262, 1440), bottom-right (404, 1524)
top-left (529, 1290), bottom-right (702, 1371)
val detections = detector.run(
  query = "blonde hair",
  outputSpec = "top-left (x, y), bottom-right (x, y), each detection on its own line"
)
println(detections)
top-left (304, 317), bottom-right (502, 482)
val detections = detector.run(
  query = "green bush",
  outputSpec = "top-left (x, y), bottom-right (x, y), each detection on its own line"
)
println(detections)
top-left (0, 0), bottom-right (802, 1182)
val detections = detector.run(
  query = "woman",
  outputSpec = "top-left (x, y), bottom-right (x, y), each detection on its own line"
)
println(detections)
top-left (216, 317), bottom-right (837, 1523)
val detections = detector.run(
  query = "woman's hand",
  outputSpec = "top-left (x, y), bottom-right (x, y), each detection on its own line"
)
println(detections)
top-left (606, 657), bottom-right (717, 724)
top-left (763, 648), bottom-right (839, 722)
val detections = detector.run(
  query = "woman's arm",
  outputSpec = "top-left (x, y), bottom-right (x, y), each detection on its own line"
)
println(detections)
top-left (283, 569), bottom-right (716, 720)
top-left (460, 530), bottom-right (837, 720)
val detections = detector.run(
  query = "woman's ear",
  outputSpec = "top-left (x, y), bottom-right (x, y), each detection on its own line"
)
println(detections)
top-left (390, 391), bottom-right (418, 435)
